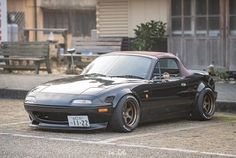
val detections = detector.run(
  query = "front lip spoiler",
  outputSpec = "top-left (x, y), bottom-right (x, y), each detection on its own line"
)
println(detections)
top-left (30, 122), bottom-right (108, 131)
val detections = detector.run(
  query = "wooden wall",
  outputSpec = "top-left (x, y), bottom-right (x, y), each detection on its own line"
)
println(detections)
top-left (169, 37), bottom-right (236, 71)
top-left (96, 0), bottom-right (129, 37)
top-left (96, 0), bottom-right (168, 38)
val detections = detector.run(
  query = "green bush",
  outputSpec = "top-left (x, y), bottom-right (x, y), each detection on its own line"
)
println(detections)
top-left (132, 20), bottom-right (167, 51)
top-left (215, 68), bottom-right (229, 80)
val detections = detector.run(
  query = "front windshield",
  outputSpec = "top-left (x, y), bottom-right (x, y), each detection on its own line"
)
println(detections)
top-left (81, 55), bottom-right (153, 79)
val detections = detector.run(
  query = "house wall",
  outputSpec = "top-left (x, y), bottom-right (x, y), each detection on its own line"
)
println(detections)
top-left (128, 0), bottom-right (168, 37)
top-left (0, 0), bottom-right (8, 42)
top-left (7, 0), bottom-right (72, 47)
top-left (96, 0), bottom-right (168, 37)
top-left (7, 0), bottom-right (35, 40)
top-left (96, 0), bottom-right (129, 37)
top-left (38, 0), bottom-right (96, 10)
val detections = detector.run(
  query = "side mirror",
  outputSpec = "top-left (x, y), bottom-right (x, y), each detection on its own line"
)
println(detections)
top-left (152, 76), bottom-right (162, 82)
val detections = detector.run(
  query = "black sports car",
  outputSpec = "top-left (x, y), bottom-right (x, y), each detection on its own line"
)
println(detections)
top-left (24, 51), bottom-right (217, 132)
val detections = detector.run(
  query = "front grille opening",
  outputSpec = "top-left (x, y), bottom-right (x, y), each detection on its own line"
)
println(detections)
top-left (32, 111), bottom-right (110, 124)
top-left (33, 112), bottom-right (68, 122)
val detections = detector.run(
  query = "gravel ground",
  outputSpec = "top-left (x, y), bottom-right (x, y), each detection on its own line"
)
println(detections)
top-left (0, 99), bottom-right (236, 158)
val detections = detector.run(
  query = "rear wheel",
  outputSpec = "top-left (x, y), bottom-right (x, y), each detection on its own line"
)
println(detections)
top-left (192, 88), bottom-right (216, 120)
top-left (110, 95), bottom-right (140, 132)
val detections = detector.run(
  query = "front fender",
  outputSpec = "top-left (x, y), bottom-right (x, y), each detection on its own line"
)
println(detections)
top-left (112, 89), bottom-right (133, 108)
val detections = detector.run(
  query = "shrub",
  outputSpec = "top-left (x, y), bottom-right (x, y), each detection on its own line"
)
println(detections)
top-left (215, 68), bottom-right (229, 80)
top-left (132, 20), bottom-right (167, 51)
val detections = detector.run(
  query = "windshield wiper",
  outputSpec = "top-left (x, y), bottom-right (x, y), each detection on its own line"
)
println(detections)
top-left (84, 73), bottom-right (106, 77)
top-left (110, 75), bottom-right (144, 79)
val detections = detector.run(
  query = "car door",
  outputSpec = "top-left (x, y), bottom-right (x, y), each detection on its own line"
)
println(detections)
top-left (141, 58), bottom-right (197, 122)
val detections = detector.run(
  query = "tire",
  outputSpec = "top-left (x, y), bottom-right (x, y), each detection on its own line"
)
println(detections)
top-left (110, 95), bottom-right (140, 132)
top-left (192, 88), bottom-right (216, 120)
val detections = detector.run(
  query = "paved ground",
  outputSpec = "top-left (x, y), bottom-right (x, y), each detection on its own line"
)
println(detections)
top-left (0, 73), bottom-right (235, 101)
top-left (0, 99), bottom-right (236, 158)
top-left (0, 74), bottom-right (67, 91)
top-left (216, 82), bottom-right (236, 102)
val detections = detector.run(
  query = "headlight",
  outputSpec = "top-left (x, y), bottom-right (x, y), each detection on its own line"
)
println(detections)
top-left (105, 96), bottom-right (115, 103)
top-left (71, 99), bottom-right (92, 105)
top-left (25, 96), bottom-right (36, 104)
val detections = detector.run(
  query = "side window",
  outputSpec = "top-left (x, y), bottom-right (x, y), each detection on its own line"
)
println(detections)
top-left (152, 62), bottom-right (161, 79)
top-left (151, 58), bottom-right (180, 80)
top-left (159, 58), bottom-right (180, 77)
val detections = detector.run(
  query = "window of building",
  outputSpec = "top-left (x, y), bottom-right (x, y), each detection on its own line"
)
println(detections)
top-left (171, 0), bottom-right (220, 37)
top-left (7, 12), bottom-right (25, 41)
top-left (43, 9), bottom-right (96, 37)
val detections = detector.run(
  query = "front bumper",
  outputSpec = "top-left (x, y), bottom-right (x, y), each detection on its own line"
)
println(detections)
top-left (24, 103), bottom-right (113, 130)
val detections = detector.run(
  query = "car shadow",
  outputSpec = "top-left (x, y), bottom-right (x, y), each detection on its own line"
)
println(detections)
top-left (30, 117), bottom-right (190, 134)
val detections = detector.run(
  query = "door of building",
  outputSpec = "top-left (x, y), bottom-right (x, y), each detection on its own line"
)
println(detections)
top-left (169, 0), bottom-right (236, 71)
top-left (226, 0), bottom-right (236, 70)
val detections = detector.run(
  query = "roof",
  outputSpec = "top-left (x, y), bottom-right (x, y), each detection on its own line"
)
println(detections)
top-left (108, 51), bottom-right (176, 59)
top-left (107, 51), bottom-right (191, 77)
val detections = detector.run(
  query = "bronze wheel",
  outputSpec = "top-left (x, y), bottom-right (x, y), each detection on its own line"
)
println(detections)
top-left (192, 88), bottom-right (216, 120)
top-left (122, 99), bottom-right (139, 127)
top-left (110, 95), bottom-right (140, 132)
top-left (202, 93), bottom-right (215, 116)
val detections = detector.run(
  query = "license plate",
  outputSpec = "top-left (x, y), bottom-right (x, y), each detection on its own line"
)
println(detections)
top-left (67, 115), bottom-right (90, 127)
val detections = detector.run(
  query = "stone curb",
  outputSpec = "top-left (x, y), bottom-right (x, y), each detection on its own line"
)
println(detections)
top-left (1, 88), bottom-right (236, 113)
top-left (216, 101), bottom-right (236, 113)
top-left (0, 89), bottom-right (28, 100)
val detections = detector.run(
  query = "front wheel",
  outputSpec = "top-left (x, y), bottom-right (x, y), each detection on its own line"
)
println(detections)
top-left (192, 88), bottom-right (216, 120)
top-left (110, 95), bottom-right (140, 132)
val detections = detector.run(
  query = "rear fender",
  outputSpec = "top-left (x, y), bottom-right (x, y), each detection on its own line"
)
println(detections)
top-left (193, 82), bottom-right (207, 108)
top-left (197, 82), bottom-right (206, 93)
top-left (194, 81), bottom-right (217, 107)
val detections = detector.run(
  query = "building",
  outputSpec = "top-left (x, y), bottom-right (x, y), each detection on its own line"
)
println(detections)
top-left (96, 0), bottom-right (236, 71)
top-left (7, 0), bottom-right (96, 47)
top-left (6, 0), bottom-right (236, 71)
top-left (0, 0), bottom-right (8, 42)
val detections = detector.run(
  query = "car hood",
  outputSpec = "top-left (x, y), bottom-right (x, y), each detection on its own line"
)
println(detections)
top-left (32, 76), bottom-right (145, 96)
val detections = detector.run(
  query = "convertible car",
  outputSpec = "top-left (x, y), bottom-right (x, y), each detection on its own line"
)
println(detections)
top-left (24, 51), bottom-right (217, 132)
